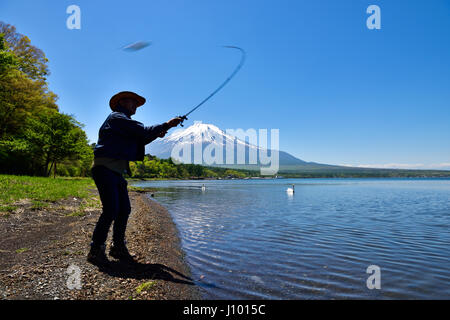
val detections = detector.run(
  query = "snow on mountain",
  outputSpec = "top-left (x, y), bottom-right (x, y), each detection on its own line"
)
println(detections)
top-left (147, 122), bottom-right (308, 172)
top-left (160, 122), bottom-right (244, 147)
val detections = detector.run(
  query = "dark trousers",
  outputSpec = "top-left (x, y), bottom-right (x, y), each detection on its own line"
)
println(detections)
top-left (91, 165), bottom-right (131, 247)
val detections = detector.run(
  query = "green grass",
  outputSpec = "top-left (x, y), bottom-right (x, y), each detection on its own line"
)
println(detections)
top-left (136, 281), bottom-right (156, 294)
top-left (67, 196), bottom-right (101, 217)
top-left (15, 248), bottom-right (29, 254)
top-left (127, 185), bottom-right (156, 193)
top-left (0, 174), bottom-right (96, 207)
top-left (0, 205), bottom-right (16, 212)
top-left (31, 200), bottom-right (50, 210)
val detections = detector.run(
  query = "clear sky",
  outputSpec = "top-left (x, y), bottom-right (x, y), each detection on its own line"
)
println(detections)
top-left (1, 0), bottom-right (449, 169)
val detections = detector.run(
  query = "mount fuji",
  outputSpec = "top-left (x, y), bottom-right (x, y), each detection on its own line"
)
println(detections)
top-left (147, 122), bottom-right (339, 173)
top-left (146, 123), bottom-right (450, 177)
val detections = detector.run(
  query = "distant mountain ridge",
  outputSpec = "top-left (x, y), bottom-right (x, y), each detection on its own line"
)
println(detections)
top-left (147, 122), bottom-right (450, 177)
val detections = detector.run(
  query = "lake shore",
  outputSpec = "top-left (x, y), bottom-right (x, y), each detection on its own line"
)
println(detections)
top-left (0, 189), bottom-right (200, 300)
top-left (141, 178), bottom-right (450, 299)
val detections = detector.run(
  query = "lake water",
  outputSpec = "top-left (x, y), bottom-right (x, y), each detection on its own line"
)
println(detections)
top-left (131, 178), bottom-right (450, 299)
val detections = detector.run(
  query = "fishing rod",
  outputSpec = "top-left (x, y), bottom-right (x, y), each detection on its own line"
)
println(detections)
top-left (178, 46), bottom-right (246, 127)
top-left (122, 42), bottom-right (246, 126)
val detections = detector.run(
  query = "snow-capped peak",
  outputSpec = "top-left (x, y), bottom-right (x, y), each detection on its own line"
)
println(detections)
top-left (168, 122), bottom-right (222, 136)
top-left (164, 121), bottom-right (243, 146)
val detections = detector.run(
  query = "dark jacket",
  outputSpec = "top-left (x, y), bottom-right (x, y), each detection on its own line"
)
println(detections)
top-left (94, 106), bottom-right (169, 161)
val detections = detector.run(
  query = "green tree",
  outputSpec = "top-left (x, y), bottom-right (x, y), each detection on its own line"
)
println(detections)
top-left (224, 169), bottom-right (246, 178)
top-left (0, 33), bottom-right (18, 75)
top-left (25, 111), bottom-right (92, 177)
top-left (0, 22), bottom-right (49, 82)
top-left (0, 22), bottom-right (93, 177)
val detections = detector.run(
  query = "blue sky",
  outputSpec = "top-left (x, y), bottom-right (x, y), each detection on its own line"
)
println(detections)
top-left (1, 0), bottom-right (449, 169)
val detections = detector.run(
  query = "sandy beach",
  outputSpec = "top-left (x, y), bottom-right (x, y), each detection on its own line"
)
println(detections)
top-left (0, 190), bottom-right (200, 300)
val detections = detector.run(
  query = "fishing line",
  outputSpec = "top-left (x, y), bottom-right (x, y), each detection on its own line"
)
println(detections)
top-left (179, 46), bottom-right (246, 126)
top-left (122, 42), bottom-right (246, 126)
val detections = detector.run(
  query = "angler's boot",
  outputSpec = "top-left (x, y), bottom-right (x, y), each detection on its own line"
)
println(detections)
top-left (87, 244), bottom-right (108, 266)
top-left (109, 242), bottom-right (136, 262)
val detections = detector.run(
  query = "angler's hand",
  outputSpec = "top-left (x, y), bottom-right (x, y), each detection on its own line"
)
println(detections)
top-left (159, 117), bottom-right (185, 137)
top-left (166, 117), bottom-right (184, 128)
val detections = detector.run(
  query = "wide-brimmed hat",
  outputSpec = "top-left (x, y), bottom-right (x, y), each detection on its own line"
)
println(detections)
top-left (109, 91), bottom-right (146, 111)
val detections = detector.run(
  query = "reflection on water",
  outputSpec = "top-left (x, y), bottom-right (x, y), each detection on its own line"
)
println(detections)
top-left (132, 178), bottom-right (450, 299)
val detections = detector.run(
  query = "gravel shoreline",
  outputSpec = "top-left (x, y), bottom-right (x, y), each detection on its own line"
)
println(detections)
top-left (0, 190), bottom-right (201, 300)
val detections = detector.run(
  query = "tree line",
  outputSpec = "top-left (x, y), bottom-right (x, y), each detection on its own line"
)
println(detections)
top-left (0, 22), bottom-right (93, 177)
top-left (130, 156), bottom-right (255, 179)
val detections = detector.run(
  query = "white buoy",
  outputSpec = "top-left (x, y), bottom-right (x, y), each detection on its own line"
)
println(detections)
top-left (286, 184), bottom-right (295, 194)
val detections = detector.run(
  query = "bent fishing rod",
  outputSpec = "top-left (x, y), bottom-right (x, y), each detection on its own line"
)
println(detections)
top-left (178, 46), bottom-right (246, 126)
top-left (122, 42), bottom-right (246, 126)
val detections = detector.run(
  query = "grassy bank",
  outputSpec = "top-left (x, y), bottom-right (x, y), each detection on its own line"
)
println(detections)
top-left (0, 174), bottom-right (96, 214)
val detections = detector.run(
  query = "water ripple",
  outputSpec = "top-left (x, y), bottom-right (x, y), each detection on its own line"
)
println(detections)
top-left (133, 178), bottom-right (450, 299)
